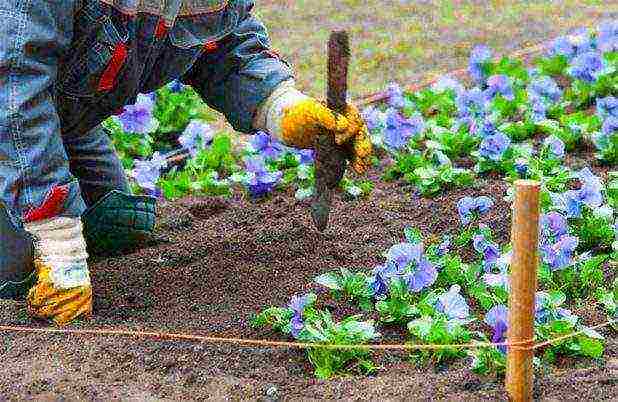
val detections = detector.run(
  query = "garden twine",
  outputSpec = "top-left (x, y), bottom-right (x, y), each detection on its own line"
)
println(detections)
top-left (0, 319), bottom-right (614, 352)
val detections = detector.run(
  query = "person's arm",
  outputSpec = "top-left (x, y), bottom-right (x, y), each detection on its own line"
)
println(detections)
top-left (182, 0), bottom-right (373, 173)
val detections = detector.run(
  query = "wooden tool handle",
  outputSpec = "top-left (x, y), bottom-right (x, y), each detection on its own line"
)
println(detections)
top-left (327, 31), bottom-right (350, 114)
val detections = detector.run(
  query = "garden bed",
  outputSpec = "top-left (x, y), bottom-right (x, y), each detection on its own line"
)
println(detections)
top-left (0, 151), bottom-right (615, 400)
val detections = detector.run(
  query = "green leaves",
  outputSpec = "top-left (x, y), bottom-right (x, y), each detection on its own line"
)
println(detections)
top-left (314, 268), bottom-right (374, 311)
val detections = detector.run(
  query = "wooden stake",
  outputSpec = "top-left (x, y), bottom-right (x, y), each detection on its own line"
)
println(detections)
top-left (506, 180), bottom-right (540, 402)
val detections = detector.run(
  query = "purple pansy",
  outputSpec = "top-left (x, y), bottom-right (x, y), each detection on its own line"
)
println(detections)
top-left (293, 149), bottom-right (315, 165)
top-left (568, 51), bottom-right (605, 83)
top-left (468, 44), bottom-right (493, 85)
top-left (457, 87), bottom-right (488, 120)
top-left (361, 105), bottom-right (385, 131)
top-left (598, 20), bottom-right (618, 53)
top-left (386, 82), bottom-right (406, 109)
top-left (485, 305), bottom-right (509, 353)
top-left (484, 75), bottom-right (515, 101)
top-left (116, 93), bottom-right (159, 134)
top-left (479, 132), bottom-right (511, 161)
top-left (243, 155), bottom-right (283, 198)
top-left (596, 97), bottom-right (618, 120)
top-left (250, 131), bottom-right (285, 160)
top-left (540, 235), bottom-right (579, 271)
top-left (386, 243), bottom-right (437, 292)
top-left (528, 76), bottom-right (562, 104)
top-left (540, 212), bottom-right (569, 239)
top-left (543, 135), bottom-right (565, 159)
top-left (473, 234), bottom-right (501, 271)
top-left (457, 196), bottom-right (494, 225)
top-left (178, 120), bottom-right (214, 157)
top-left (131, 151), bottom-right (167, 192)
top-left (548, 28), bottom-right (593, 59)
top-left (369, 261), bottom-right (401, 297)
top-left (289, 294), bottom-right (312, 338)
top-left (435, 285), bottom-right (470, 321)
top-left (515, 158), bottom-right (529, 177)
top-left (383, 109), bottom-right (425, 150)
top-left (552, 168), bottom-right (603, 218)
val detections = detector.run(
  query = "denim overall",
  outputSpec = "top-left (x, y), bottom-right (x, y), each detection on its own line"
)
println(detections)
top-left (0, 0), bottom-right (294, 296)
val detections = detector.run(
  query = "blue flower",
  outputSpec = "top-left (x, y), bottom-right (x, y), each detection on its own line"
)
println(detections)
top-left (457, 87), bottom-right (488, 120)
top-left (178, 120), bottom-right (214, 157)
top-left (484, 75), bottom-right (515, 101)
top-left (457, 196), bottom-right (494, 225)
top-left (529, 97), bottom-right (549, 122)
top-left (369, 262), bottom-right (400, 297)
top-left (473, 234), bottom-right (501, 271)
top-left (431, 75), bottom-right (465, 95)
top-left (528, 76), bottom-right (562, 105)
top-left (540, 235), bottom-right (579, 271)
top-left (361, 105), bottom-right (385, 132)
top-left (293, 149), bottom-right (315, 165)
top-left (288, 294), bottom-right (312, 338)
top-left (479, 132), bottom-right (511, 161)
top-left (250, 131), bottom-right (285, 160)
top-left (534, 292), bottom-right (576, 325)
top-left (167, 79), bottom-right (185, 93)
top-left (435, 285), bottom-right (470, 321)
top-left (485, 305), bottom-right (509, 353)
top-left (386, 243), bottom-right (437, 292)
top-left (540, 212), bottom-right (569, 239)
top-left (243, 155), bottom-right (283, 198)
top-left (468, 45), bottom-right (492, 85)
top-left (602, 116), bottom-right (618, 137)
top-left (515, 158), bottom-right (529, 177)
top-left (596, 97), bottom-right (618, 120)
top-left (543, 135), bottom-right (565, 159)
top-left (436, 236), bottom-right (451, 257)
top-left (131, 152), bottom-right (167, 192)
top-left (549, 28), bottom-right (593, 59)
top-left (568, 51), bottom-right (605, 83)
top-left (383, 109), bottom-right (425, 150)
top-left (386, 82), bottom-right (406, 109)
top-left (116, 93), bottom-right (159, 134)
top-left (597, 20), bottom-right (618, 53)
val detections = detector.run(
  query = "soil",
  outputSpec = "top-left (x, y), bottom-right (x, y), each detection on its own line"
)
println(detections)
top-left (0, 152), bottom-right (616, 401)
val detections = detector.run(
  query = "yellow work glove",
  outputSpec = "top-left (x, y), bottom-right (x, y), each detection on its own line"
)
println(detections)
top-left (25, 215), bottom-right (92, 326)
top-left (253, 80), bottom-right (373, 174)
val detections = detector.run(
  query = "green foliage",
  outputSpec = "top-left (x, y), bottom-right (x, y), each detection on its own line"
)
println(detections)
top-left (407, 314), bottom-right (473, 364)
top-left (376, 279), bottom-right (419, 324)
top-left (314, 268), bottom-right (374, 311)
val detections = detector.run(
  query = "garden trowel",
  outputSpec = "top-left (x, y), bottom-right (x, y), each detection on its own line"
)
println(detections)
top-left (310, 30), bottom-right (350, 232)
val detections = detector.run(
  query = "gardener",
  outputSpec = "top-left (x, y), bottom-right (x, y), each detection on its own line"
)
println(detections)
top-left (0, 1), bottom-right (372, 326)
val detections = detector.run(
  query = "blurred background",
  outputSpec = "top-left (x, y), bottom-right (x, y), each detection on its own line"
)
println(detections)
top-left (254, 0), bottom-right (617, 99)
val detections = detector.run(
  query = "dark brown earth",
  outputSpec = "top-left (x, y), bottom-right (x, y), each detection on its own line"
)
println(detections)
top-left (1, 151), bottom-right (616, 401)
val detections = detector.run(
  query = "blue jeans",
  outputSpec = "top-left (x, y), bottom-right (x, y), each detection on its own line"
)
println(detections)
top-left (0, 0), bottom-right (293, 227)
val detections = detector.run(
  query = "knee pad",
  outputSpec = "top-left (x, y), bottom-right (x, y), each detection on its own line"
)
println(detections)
top-left (82, 190), bottom-right (157, 255)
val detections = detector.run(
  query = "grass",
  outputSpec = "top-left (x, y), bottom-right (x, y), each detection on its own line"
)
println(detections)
top-left (253, 0), bottom-right (616, 98)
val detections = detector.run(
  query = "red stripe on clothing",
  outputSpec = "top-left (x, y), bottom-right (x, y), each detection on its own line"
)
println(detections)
top-left (97, 43), bottom-right (128, 92)
top-left (24, 185), bottom-right (70, 223)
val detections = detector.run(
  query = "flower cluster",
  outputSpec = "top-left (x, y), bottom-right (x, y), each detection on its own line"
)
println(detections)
top-left (250, 130), bottom-right (285, 160)
top-left (131, 151), bottom-right (167, 195)
top-left (542, 135), bottom-right (566, 159)
top-left (468, 45), bottom-right (493, 85)
top-left (568, 51), bottom-right (605, 83)
top-left (527, 76), bottom-right (562, 122)
top-left (473, 233), bottom-right (501, 271)
top-left (435, 285), bottom-right (470, 322)
top-left (289, 294), bottom-right (312, 338)
top-left (457, 196), bottom-right (494, 225)
top-left (597, 20), bottom-right (618, 53)
top-left (242, 155), bottom-right (283, 198)
top-left (116, 93), bottom-right (159, 134)
top-left (551, 168), bottom-right (603, 218)
top-left (539, 212), bottom-right (579, 271)
top-left (483, 75), bottom-right (514, 101)
top-left (178, 120), bottom-right (215, 157)
top-left (370, 242), bottom-right (437, 296)
top-left (383, 108), bottom-right (425, 150)
top-left (478, 132), bottom-right (511, 161)
top-left (548, 28), bottom-right (593, 60)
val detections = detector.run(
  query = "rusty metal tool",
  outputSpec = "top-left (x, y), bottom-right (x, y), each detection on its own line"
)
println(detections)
top-left (310, 30), bottom-right (350, 232)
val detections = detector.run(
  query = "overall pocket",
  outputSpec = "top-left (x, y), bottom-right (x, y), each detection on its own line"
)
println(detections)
top-left (141, 0), bottom-right (237, 92)
top-left (57, 1), bottom-right (134, 98)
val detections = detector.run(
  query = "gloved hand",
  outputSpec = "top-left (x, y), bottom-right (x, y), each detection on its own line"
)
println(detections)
top-left (253, 80), bottom-right (373, 174)
top-left (24, 204), bottom-right (92, 326)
